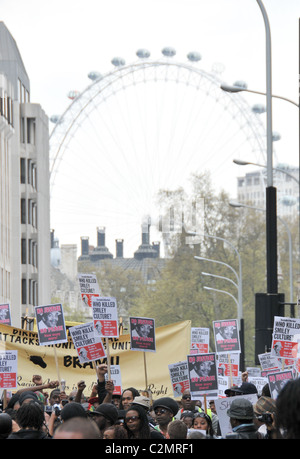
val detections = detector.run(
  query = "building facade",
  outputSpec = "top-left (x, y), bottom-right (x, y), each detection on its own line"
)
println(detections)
top-left (0, 22), bottom-right (50, 326)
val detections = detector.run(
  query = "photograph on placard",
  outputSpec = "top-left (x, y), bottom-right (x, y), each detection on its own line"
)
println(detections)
top-left (168, 361), bottom-right (190, 397)
top-left (35, 304), bottom-right (67, 346)
top-left (0, 304), bottom-right (11, 326)
top-left (129, 317), bottom-right (156, 352)
top-left (92, 297), bottom-right (119, 338)
top-left (187, 352), bottom-right (218, 396)
top-left (69, 322), bottom-right (106, 363)
top-left (213, 319), bottom-right (240, 354)
top-left (78, 273), bottom-right (101, 307)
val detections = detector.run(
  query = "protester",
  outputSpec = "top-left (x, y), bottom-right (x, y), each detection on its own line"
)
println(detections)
top-left (226, 397), bottom-right (262, 439)
top-left (276, 377), bottom-right (300, 439)
top-left (152, 396), bottom-right (179, 437)
top-left (193, 412), bottom-right (216, 438)
top-left (180, 410), bottom-right (194, 428)
top-left (53, 417), bottom-right (101, 439)
top-left (123, 404), bottom-right (163, 439)
top-left (174, 390), bottom-right (200, 419)
top-left (89, 402), bottom-right (119, 438)
top-left (167, 419), bottom-right (188, 439)
top-left (131, 395), bottom-right (156, 427)
top-left (253, 395), bottom-right (277, 438)
top-left (120, 387), bottom-right (140, 410)
top-left (103, 424), bottom-right (128, 439)
top-left (0, 413), bottom-right (13, 439)
top-left (7, 401), bottom-right (50, 439)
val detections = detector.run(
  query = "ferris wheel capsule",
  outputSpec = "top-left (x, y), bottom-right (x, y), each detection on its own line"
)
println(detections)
top-left (161, 47), bottom-right (176, 57)
top-left (136, 48), bottom-right (151, 59)
top-left (67, 90), bottom-right (80, 100)
top-left (88, 71), bottom-right (103, 81)
top-left (187, 51), bottom-right (202, 62)
top-left (111, 57), bottom-right (125, 67)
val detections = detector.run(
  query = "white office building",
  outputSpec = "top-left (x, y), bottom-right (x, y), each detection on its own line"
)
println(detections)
top-left (0, 22), bottom-right (50, 326)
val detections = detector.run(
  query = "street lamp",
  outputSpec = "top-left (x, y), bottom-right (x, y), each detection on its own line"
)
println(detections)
top-left (229, 200), bottom-right (294, 311)
top-left (203, 286), bottom-right (239, 310)
top-left (233, 158), bottom-right (299, 185)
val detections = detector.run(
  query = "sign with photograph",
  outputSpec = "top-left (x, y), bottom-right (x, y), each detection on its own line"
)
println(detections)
top-left (69, 322), bottom-right (106, 363)
top-left (213, 319), bottom-right (240, 354)
top-left (129, 317), bottom-right (156, 352)
top-left (0, 351), bottom-right (17, 389)
top-left (271, 316), bottom-right (300, 360)
top-left (0, 304), bottom-right (11, 326)
top-left (34, 304), bottom-right (67, 346)
top-left (78, 273), bottom-right (100, 307)
top-left (187, 352), bottom-right (218, 396)
top-left (92, 297), bottom-right (119, 338)
top-left (168, 361), bottom-right (190, 397)
top-left (190, 327), bottom-right (209, 354)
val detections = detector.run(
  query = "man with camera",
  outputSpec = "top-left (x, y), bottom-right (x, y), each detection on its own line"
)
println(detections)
top-left (253, 396), bottom-right (277, 439)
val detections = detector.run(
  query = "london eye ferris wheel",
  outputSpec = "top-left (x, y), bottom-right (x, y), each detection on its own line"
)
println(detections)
top-left (49, 47), bottom-right (269, 258)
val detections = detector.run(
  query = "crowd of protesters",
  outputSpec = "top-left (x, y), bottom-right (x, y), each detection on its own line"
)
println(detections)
top-left (0, 366), bottom-right (298, 439)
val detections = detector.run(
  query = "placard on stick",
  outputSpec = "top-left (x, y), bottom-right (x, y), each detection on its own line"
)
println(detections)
top-left (92, 297), bottom-right (119, 338)
top-left (34, 304), bottom-right (67, 346)
top-left (129, 317), bottom-right (156, 352)
top-left (69, 322), bottom-right (106, 363)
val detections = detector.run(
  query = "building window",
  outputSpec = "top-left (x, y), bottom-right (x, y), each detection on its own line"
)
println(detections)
top-left (27, 118), bottom-right (36, 144)
top-left (21, 199), bottom-right (26, 224)
top-left (21, 278), bottom-right (27, 304)
top-left (20, 158), bottom-right (26, 184)
top-left (21, 238), bottom-right (27, 264)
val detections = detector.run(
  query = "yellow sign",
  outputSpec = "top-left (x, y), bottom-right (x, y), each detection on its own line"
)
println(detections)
top-left (0, 320), bottom-right (191, 399)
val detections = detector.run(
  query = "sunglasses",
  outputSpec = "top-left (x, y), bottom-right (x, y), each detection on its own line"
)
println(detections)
top-left (125, 416), bottom-right (140, 423)
top-left (154, 408), bottom-right (170, 415)
top-left (182, 395), bottom-right (191, 400)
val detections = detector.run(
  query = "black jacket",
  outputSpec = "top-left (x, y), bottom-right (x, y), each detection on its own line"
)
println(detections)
top-left (7, 429), bottom-right (50, 439)
top-left (226, 423), bottom-right (262, 439)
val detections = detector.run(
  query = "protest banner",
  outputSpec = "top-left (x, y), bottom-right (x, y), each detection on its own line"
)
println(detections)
top-left (271, 316), bottom-right (300, 360)
top-left (69, 322), bottom-right (106, 364)
top-left (168, 361), bottom-right (190, 397)
top-left (78, 273), bottom-right (100, 307)
top-left (213, 319), bottom-right (240, 354)
top-left (0, 304), bottom-right (11, 326)
top-left (0, 320), bottom-right (190, 398)
top-left (92, 297), bottom-right (119, 338)
top-left (104, 365), bottom-right (122, 395)
top-left (190, 327), bottom-right (209, 354)
top-left (0, 350), bottom-right (17, 389)
top-left (215, 393), bottom-right (258, 437)
top-left (267, 369), bottom-right (294, 399)
top-left (187, 352), bottom-right (218, 398)
top-left (34, 304), bottom-right (67, 346)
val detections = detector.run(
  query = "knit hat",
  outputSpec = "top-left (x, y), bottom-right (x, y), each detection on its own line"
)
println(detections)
top-left (153, 397), bottom-right (179, 416)
top-left (19, 391), bottom-right (39, 405)
top-left (253, 396), bottom-right (276, 416)
top-left (90, 403), bottom-right (119, 424)
top-left (60, 402), bottom-right (87, 421)
top-left (227, 397), bottom-right (254, 420)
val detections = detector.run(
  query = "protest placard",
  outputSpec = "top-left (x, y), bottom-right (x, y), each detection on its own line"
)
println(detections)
top-left (213, 319), bottom-right (240, 354)
top-left (267, 369), bottom-right (294, 399)
top-left (0, 351), bottom-right (17, 389)
top-left (216, 353), bottom-right (239, 377)
top-left (190, 327), bottom-right (209, 354)
top-left (0, 304), bottom-right (11, 326)
top-left (271, 316), bottom-right (300, 359)
top-left (78, 273), bottom-right (100, 307)
top-left (168, 361), bottom-right (190, 397)
top-left (104, 365), bottom-right (122, 395)
top-left (215, 393), bottom-right (258, 437)
top-left (129, 317), bottom-right (156, 352)
top-left (187, 352), bottom-right (218, 396)
top-left (92, 297), bottom-right (119, 338)
top-left (258, 352), bottom-right (281, 372)
top-left (34, 304), bottom-right (67, 346)
top-left (69, 322), bottom-right (106, 363)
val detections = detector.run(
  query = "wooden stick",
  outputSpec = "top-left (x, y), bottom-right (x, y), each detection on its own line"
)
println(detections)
top-left (143, 352), bottom-right (148, 390)
top-left (53, 347), bottom-right (61, 389)
top-left (228, 353), bottom-right (233, 388)
top-left (203, 394), bottom-right (207, 414)
top-left (105, 338), bottom-right (111, 380)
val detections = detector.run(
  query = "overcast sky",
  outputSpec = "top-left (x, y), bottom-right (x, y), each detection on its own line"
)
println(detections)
top-left (1, 0), bottom-right (299, 256)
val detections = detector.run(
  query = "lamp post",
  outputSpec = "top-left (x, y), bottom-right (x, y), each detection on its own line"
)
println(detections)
top-left (194, 254), bottom-right (245, 370)
top-left (233, 158), bottom-right (299, 185)
top-left (229, 201), bottom-right (294, 311)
